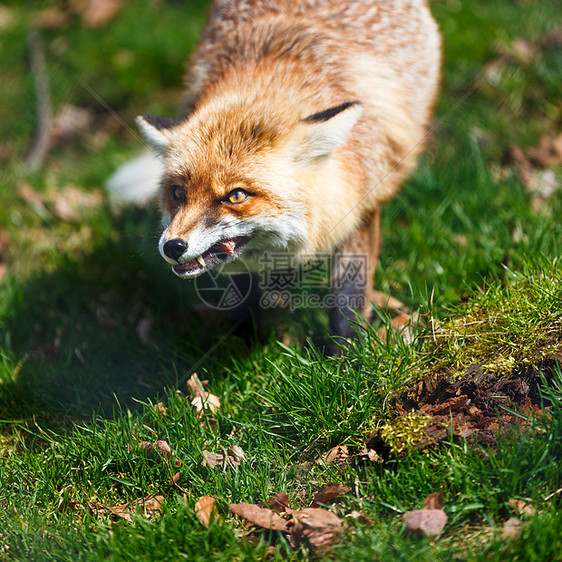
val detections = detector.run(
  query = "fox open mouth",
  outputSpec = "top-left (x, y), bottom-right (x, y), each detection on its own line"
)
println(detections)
top-left (171, 236), bottom-right (250, 277)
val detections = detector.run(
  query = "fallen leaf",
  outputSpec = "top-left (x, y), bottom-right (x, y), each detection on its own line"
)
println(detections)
top-left (0, 5), bottom-right (15, 30)
top-left (138, 439), bottom-right (171, 459)
top-left (424, 492), bottom-right (444, 510)
top-left (527, 133), bottom-right (562, 169)
top-left (288, 507), bottom-right (344, 549)
top-left (267, 492), bottom-right (290, 512)
top-left (357, 446), bottom-right (382, 463)
top-left (501, 517), bottom-right (522, 540)
top-left (345, 510), bottom-right (374, 526)
top-left (201, 450), bottom-right (224, 469)
top-left (508, 142), bottom-right (561, 213)
top-left (495, 38), bottom-right (536, 65)
top-left (138, 440), bottom-right (179, 465)
top-left (402, 509), bottom-right (447, 538)
top-left (195, 495), bottom-right (219, 527)
top-left (73, 0), bottom-right (124, 28)
top-left (48, 185), bottom-right (103, 221)
top-left (89, 494), bottom-right (164, 522)
top-left (17, 182), bottom-right (45, 206)
top-left (321, 445), bottom-right (349, 465)
top-left (230, 502), bottom-right (289, 532)
top-left (34, 7), bottom-right (71, 28)
top-left (201, 446), bottom-right (245, 469)
top-left (186, 373), bottom-right (207, 398)
top-left (508, 499), bottom-right (535, 516)
top-left (310, 484), bottom-right (351, 508)
top-left (187, 373), bottom-right (221, 416)
top-left (154, 402), bottom-right (168, 417)
top-left (50, 104), bottom-right (94, 143)
top-left (226, 445), bottom-right (245, 467)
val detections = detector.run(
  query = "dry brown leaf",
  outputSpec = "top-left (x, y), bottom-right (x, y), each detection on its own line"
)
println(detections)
top-left (226, 445), bottom-right (246, 467)
top-left (495, 38), bottom-right (536, 65)
top-left (17, 182), bottom-right (45, 206)
top-left (187, 373), bottom-right (221, 416)
top-left (527, 133), bottom-right (562, 169)
top-left (230, 502), bottom-right (289, 531)
top-left (34, 7), bottom-right (71, 28)
top-left (508, 141), bottom-right (561, 213)
top-left (195, 495), bottom-right (219, 527)
top-left (424, 492), bottom-right (444, 510)
top-left (310, 484), bottom-right (351, 508)
top-left (138, 440), bottom-right (180, 466)
top-left (17, 182), bottom-right (102, 221)
top-left (357, 447), bottom-right (381, 463)
top-left (202, 450), bottom-right (224, 469)
top-left (288, 507), bottom-right (344, 548)
top-left (73, 0), bottom-right (124, 28)
top-left (48, 185), bottom-right (103, 221)
top-left (508, 499), bottom-right (535, 516)
top-left (138, 439), bottom-right (171, 459)
top-left (154, 402), bottom-right (168, 417)
top-left (89, 494), bottom-right (164, 522)
top-left (267, 492), bottom-right (290, 512)
top-left (502, 517), bottom-right (522, 540)
top-left (191, 394), bottom-right (221, 414)
top-left (345, 510), bottom-right (374, 526)
top-left (321, 445), bottom-right (349, 465)
top-left (403, 509), bottom-right (447, 538)
top-left (50, 104), bottom-right (94, 143)
top-left (201, 446), bottom-right (245, 469)
top-left (0, 5), bottom-right (15, 30)
top-left (186, 373), bottom-right (206, 399)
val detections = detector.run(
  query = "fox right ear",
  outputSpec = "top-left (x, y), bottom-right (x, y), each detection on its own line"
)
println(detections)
top-left (136, 115), bottom-right (181, 153)
top-left (294, 102), bottom-right (363, 162)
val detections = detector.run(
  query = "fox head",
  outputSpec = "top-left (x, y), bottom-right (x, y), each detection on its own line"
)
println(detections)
top-left (136, 100), bottom-right (363, 278)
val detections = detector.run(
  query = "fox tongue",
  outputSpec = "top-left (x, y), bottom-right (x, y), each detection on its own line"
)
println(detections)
top-left (219, 239), bottom-right (237, 256)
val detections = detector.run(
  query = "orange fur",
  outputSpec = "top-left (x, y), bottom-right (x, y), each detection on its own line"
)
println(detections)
top-left (136, 0), bottom-right (441, 340)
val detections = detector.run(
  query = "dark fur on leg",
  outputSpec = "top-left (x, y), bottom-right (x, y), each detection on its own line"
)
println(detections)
top-left (227, 272), bottom-right (262, 340)
top-left (327, 257), bottom-right (368, 356)
top-left (326, 210), bottom-right (380, 356)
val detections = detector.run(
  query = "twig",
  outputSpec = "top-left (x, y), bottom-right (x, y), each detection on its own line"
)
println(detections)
top-left (25, 27), bottom-right (52, 171)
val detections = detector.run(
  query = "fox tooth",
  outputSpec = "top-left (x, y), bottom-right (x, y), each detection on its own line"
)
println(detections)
top-left (196, 255), bottom-right (206, 267)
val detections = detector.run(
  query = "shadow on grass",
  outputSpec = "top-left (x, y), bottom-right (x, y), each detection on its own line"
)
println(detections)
top-left (0, 208), bottom-right (267, 422)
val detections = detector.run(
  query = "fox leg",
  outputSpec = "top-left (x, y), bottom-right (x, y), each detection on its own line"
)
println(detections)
top-left (327, 208), bottom-right (381, 355)
top-left (227, 272), bottom-right (262, 338)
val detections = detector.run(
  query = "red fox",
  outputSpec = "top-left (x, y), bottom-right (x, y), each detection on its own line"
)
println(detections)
top-left (110, 0), bottom-right (441, 353)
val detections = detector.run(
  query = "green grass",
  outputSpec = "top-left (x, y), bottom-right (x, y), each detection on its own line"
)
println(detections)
top-left (1, 0), bottom-right (561, 559)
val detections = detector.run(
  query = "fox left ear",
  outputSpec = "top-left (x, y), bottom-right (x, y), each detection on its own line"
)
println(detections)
top-left (295, 102), bottom-right (363, 162)
top-left (135, 115), bottom-right (182, 154)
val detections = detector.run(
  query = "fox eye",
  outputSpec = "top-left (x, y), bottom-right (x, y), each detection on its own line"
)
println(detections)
top-left (171, 184), bottom-right (186, 203)
top-left (226, 188), bottom-right (249, 204)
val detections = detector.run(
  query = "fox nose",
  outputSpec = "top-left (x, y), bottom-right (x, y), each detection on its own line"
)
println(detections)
top-left (163, 238), bottom-right (188, 261)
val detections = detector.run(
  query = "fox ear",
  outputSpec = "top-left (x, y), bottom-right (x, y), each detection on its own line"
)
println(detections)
top-left (295, 102), bottom-right (363, 161)
top-left (135, 115), bottom-right (181, 153)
